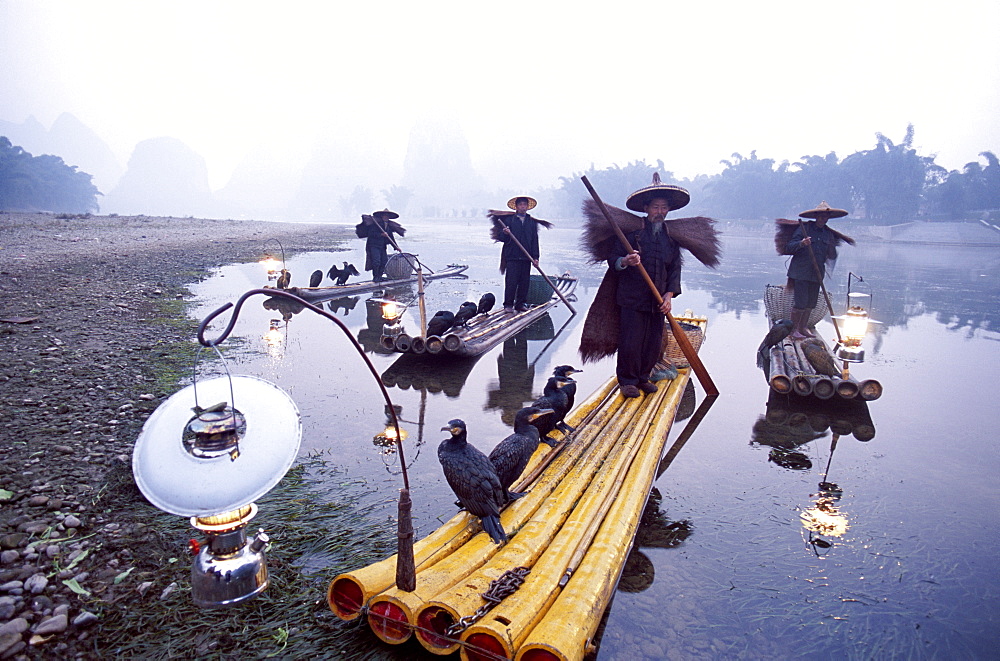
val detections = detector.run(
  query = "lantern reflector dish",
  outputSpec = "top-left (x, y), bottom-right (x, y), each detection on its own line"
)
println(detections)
top-left (132, 376), bottom-right (301, 517)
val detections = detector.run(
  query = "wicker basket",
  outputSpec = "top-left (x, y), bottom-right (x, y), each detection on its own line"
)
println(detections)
top-left (764, 284), bottom-right (826, 327)
top-left (525, 275), bottom-right (554, 304)
top-left (661, 321), bottom-right (704, 367)
top-left (384, 253), bottom-right (416, 280)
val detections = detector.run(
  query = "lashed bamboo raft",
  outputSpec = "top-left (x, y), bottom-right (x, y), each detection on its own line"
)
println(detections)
top-left (329, 315), bottom-right (707, 661)
top-left (763, 285), bottom-right (882, 401)
top-left (382, 276), bottom-right (578, 358)
top-left (767, 332), bottom-right (881, 401)
top-left (274, 263), bottom-right (469, 302)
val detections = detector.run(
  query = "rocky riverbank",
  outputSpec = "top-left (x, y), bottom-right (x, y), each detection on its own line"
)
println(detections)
top-left (0, 212), bottom-right (346, 659)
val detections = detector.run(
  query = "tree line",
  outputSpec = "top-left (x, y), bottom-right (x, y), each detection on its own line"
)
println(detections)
top-left (0, 137), bottom-right (100, 214)
top-left (551, 125), bottom-right (1000, 224)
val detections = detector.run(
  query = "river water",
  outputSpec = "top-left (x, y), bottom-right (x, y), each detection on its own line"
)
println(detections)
top-left (190, 219), bottom-right (1000, 659)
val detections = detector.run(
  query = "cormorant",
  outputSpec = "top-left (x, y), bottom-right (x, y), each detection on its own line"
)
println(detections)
top-left (426, 310), bottom-right (455, 337)
top-left (489, 406), bottom-right (554, 503)
top-left (757, 319), bottom-right (793, 369)
top-left (477, 292), bottom-right (496, 315)
top-left (309, 270), bottom-right (323, 288)
top-left (438, 419), bottom-right (507, 544)
top-left (551, 365), bottom-right (582, 434)
top-left (328, 262), bottom-right (360, 285)
top-left (276, 269), bottom-right (291, 290)
top-left (529, 376), bottom-right (571, 445)
top-left (800, 338), bottom-right (840, 376)
top-left (454, 301), bottom-right (478, 327)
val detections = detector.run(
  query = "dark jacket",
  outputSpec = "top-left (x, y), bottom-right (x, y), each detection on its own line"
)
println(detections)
top-left (355, 218), bottom-right (400, 252)
top-left (499, 214), bottom-right (540, 263)
top-left (608, 220), bottom-right (682, 313)
top-left (786, 222), bottom-right (835, 282)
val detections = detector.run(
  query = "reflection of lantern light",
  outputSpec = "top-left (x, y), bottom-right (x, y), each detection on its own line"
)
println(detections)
top-left (800, 497), bottom-right (849, 537)
top-left (263, 322), bottom-right (283, 347)
top-left (374, 422), bottom-right (409, 447)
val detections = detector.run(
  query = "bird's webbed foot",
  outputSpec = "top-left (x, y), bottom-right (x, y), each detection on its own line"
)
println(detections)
top-left (541, 436), bottom-right (561, 448)
top-left (556, 422), bottom-right (576, 434)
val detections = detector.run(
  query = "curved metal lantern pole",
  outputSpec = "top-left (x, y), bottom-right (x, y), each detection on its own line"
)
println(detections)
top-left (493, 215), bottom-right (576, 314)
top-left (198, 288), bottom-right (416, 591)
top-left (581, 176), bottom-right (719, 396)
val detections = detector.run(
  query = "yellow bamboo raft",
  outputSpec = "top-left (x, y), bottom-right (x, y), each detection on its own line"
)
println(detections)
top-left (328, 315), bottom-right (708, 661)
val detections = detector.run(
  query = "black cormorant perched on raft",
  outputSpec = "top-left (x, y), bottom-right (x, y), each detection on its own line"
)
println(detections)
top-left (328, 262), bottom-right (360, 285)
top-left (551, 365), bottom-right (582, 432)
top-left (454, 301), bottom-right (478, 327)
top-left (477, 292), bottom-right (496, 315)
top-left (426, 310), bottom-right (455, 337)
top-left (309, 270), bottom-right (323, 288)
top-left (438, 419), bottom-right (507, 544)
top-left (489, 406), bottom-right (554, 504)
top-left (530, 376), bottom-right (574, 443)
top-left (756, 319), bottom-right (793, 370)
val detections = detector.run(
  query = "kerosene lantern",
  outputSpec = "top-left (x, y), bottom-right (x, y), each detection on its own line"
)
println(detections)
top-left (132, 371), bottom-right (301, 607)
top-left (832, 273), bottom-right (882, 365)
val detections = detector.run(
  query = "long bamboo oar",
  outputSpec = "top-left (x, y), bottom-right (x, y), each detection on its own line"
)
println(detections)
top-left (494, 216), bottom-right (576, 314)
top-left (796, 219), bottom-right (842, 343)
top-left (581, 176), bottom-right (719, 396)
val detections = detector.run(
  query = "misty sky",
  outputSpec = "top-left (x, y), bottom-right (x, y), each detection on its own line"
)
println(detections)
top-left (2, 0), bottom-right (998, 191)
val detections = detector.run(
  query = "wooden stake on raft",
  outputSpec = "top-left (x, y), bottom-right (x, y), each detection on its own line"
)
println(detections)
top-left (582, 176), bottom-right (719, 396)
top-left (494, 215), bottom-right (576, 314)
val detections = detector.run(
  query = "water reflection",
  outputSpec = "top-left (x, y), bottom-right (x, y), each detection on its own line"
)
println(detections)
top-left (326, 296), bottom-right (360, 316)
top-left (381, 353), bottom-right (480, 398)
top-left (801, 435), bottom-right (850, 555)
top-left (485, 315), bottom-right (563, 425)
top-left (618, 490), bottom-right (693, 594)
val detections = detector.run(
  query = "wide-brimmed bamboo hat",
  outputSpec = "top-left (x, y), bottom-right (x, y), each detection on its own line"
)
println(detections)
top-left (626, 173), bottom-right (690, 212)
top-left (372, 208), bottom-right (399, 219)
top-left (799, 201), bottom-right (848, 219)
top-left (507, 196), bottom-right (537, 211)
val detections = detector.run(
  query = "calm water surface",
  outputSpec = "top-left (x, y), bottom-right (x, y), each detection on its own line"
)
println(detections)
top-left (190, 219), bottom-right (1000, 659)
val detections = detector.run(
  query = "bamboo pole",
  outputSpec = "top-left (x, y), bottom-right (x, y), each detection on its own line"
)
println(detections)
top-left (581, 176), bottom-right (718, 396)
top-left (796, 219), bottom-right (843, 345)
top-left (768, 344), bottom-right (791, 394)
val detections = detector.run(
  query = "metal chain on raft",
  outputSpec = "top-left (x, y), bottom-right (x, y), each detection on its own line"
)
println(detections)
top-left (445, 566), bottom-right (531, 637)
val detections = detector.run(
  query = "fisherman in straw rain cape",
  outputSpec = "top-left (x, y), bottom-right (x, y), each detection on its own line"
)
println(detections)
top-left (355, 208), bottom-right (406, 283)
top-left (487, 196), bottom-right (553, 312)
top-left (775, 201), bottom-right (855, 340)
top-left (578, 173), bottom-right (721, 398)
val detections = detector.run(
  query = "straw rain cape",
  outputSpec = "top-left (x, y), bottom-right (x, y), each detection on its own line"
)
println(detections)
top-left (578, 200), bottom-right (720, 363)
top-left (487, 210), bottom-right (554, 274)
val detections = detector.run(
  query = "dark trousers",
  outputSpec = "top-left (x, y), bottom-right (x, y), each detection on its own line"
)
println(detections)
top-left (616, 307), bottom-right (664, 386)
top-left (504, 260), bottom-right (531, 307)
top-left (368, 246), bottom-right (388, 282)
top-left (791, 279), bottom-right (820, 309)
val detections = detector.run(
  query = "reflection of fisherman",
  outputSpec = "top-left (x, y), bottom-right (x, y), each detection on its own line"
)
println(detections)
top-left (578, 174), bottom-right (720, 398)
top-left (778, 202), bottom-right (855, 340)
top-left (495, 334), bottom-right (535, 425)
top-left (491, 197), bottom-right (551, 312)
top-left (356, 208), bottom-right (406, 283)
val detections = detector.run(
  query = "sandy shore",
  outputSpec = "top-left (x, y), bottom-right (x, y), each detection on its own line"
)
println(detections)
top-left (0, 212), bottom-right (352, 659)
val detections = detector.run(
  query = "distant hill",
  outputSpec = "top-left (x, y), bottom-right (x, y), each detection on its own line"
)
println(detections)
top-left (0, 113), bottom-right (123, 194)
top-left (102, 137), bottom-right (217, 217)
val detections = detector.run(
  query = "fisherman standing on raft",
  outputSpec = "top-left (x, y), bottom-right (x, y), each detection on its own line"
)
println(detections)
top-left (355, 208), bottom-right (405, 283)
top-left (489, 196), bottom-right (551, 312)
top-left (578, 174), bottom-right (721, 398)
top-left (776, 201), bottom-right (855, 340)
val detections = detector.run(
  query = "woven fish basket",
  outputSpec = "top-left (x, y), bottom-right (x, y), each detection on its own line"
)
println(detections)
top-left (662, 321), bottom-right (704, 367)
top-left (384, 253), bottom-right (416, 280)
top-left (764, 284), bottom-right (826, 326)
